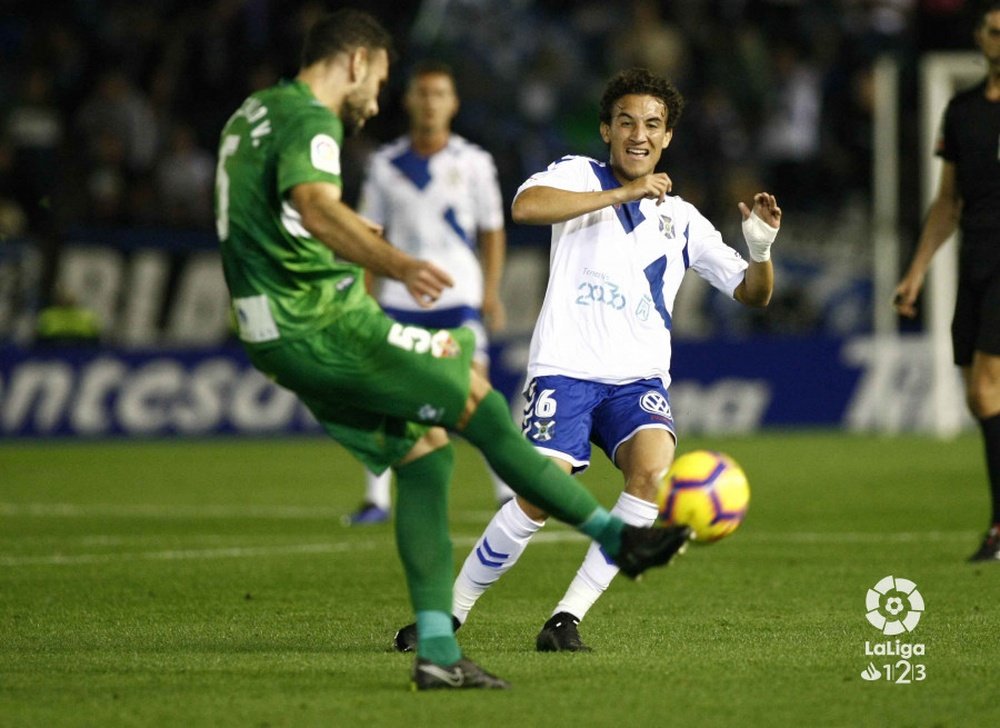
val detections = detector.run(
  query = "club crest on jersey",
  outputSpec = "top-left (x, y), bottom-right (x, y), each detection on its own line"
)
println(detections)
top-left (635, 295), bottom-right (652, 322)
top-left (658, 214), bottom-right (675, 239)
top-left (310, 134), bottom-right (341, 175)
top-left (531, 420), bottom-right (555, 442)
top-left (639, 391), bottom-right (671, 420)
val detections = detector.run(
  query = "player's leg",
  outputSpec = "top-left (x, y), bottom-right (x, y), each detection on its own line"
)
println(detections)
top-left (343, 470), bottom-right (392, 525)
top-left (451, 483), bottom-right (557, 626)
top-left (363, 469), bottom-right (392, 514)
top-left (965, 353), bottom-right (1000, 561)
top-left (388, 427), bottom-right (510, 689)
top-left (955, 271), bottom-right (1000, 561)
top-left (396, 374), bottom-right (577, 652)
top-left (470, 359), bottom-right (516, 505)
top-left (457, 373), bottom-right (612, 535)
top-left (451, 375), bottom-right (593, 628)
top-left (539, 380), bottom-right (679, 651)
top-left (391, 428), bottom-right (457, 663)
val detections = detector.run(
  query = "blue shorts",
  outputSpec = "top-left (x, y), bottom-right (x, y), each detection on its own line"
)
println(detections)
top-left (382, 305), bottom-right (488, 364)
top-left (520, 375), bottom-right (676, 472)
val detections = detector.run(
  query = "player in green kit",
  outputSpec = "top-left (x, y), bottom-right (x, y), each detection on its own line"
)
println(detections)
top-left (214, 8), bottom-right (690, 691)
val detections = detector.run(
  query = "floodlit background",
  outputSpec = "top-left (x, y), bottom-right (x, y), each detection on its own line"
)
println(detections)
top-left (0, 0), bottom-right (987, 438)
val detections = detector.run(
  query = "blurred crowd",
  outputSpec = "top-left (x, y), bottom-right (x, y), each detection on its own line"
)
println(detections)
top-left (0, 0), bottom-right (982, 248)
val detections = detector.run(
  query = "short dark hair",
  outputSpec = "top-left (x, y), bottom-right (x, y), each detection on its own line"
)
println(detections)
top-left (975, 0), bottom-right (1000, 27)
top-left (599, 68), bottom-right (685, 130)
top-left (410, 59), bottom-right (455, 82)
top-left (301, 9), bottom-right (394, 68)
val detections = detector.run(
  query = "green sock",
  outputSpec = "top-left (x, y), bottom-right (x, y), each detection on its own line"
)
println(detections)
top-left (394, 444), bottom-right (459, 662)
top-left (579, 508), bottom-right (624, 557)
top-left (461, 390), bottom-right (601, 526)
top-left (415, 611), bottom-right (461, 665)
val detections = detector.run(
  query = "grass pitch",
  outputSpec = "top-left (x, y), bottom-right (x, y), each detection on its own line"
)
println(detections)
top-left (1, 432), bottom-right (998, 727)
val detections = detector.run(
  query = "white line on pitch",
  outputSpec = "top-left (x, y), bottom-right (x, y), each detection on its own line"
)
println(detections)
top-left (0, 502), bottom-right (500, 523)
top-left (0, 531), bottom-right (586, 567)
top-left (741, 530), bottom-right (979, 543)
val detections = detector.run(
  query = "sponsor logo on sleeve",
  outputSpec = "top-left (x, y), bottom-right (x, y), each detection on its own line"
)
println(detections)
top-left (311, 134), bottom-right (341, 175)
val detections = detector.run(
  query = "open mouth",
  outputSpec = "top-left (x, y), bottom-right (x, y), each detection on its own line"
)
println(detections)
top-left (625, 147), bottom-right (649, 159)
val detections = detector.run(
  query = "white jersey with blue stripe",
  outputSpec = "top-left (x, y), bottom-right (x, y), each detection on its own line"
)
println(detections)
top-left (516, 155), bottom-right (748, 388)
top-left (359, 134), bottom-right (504, 312)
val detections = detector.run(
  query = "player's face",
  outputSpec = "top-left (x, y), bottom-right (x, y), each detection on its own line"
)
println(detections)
top-left (600, 94), bottom-right (672, 182)
top-left (342, 47), bottom-right (389, 136)
top-left (976, 10), bottom-right (1000, 68)
top-left (405, 72), bottom-right (458, 135)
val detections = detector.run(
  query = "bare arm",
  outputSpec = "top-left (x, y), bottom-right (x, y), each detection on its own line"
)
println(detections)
top-left (733, 260), bottom-right (774, 308)
top-left (893, 161), bottom-right (962, 318)
top-left (511, 172), bottom-right (673, 225)
top-left (478, 227), bottom-right (507, 332)
top-left (290, 181), bottom-right (453, 307)
top-left (733, 192), bottom-right (781, 308)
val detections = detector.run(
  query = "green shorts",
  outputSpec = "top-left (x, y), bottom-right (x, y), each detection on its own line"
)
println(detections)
top-left (247, 299), bottom-right (475, 474)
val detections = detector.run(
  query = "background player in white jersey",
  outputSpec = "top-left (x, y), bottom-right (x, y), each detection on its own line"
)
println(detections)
top-left (393, 67), bottom-right (782, 652)
top-left (346, 61), bottom-right (514, 525)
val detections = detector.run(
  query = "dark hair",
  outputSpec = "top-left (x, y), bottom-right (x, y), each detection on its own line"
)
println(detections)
top-left (975, 0), bottom-right (1000, 27)
top-left (410, 59), bottom-right (455, 82)
top-left (301, 9), bottom-right (394, 68)
top-left (599, 68), bottom-right (685, 130)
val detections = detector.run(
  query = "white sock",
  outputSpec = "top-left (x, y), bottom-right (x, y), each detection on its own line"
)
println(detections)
top-left (452, 498), bottom-right (544, 624)
top-left (553, 491), bottom-right (658, 620)
top-left (481, 454), bottom-right (516, 504)
top-left (363, 469), bottom-right (392, 510)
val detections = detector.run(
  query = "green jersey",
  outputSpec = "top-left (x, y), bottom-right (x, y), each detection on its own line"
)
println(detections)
top-left (215, 79), bottom-right (367, 347)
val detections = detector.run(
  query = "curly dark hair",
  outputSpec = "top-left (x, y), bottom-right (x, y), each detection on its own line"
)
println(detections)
top-left (598, 68), bottom-right (685, 130)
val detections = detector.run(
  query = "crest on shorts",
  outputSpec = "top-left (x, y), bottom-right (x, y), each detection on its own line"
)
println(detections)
top-left (417, 404), bottom-right (443, 422)
top-left (531, 420), bottom-right (555, 442)
top-left (639, 391), bottom-right (671, 419)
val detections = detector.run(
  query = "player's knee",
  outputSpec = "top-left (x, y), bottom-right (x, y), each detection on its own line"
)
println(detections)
top-left (400, 427), bottom-right (450, 466)
top-left (967, 382), bottom-right (1000, 419)
top-left (515, 495), bottom-right (549, 522)
top-left (422, 426), bottom-right (450, 449)
top-left (458, 368), bottom-right (493, 430)
top-left (624, 467), bottom-right (664, 503)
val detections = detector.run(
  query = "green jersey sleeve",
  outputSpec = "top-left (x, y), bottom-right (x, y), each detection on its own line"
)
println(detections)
top-left (276, 109), bottom-right (345, 198)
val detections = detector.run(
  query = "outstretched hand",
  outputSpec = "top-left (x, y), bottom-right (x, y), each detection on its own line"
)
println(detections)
top-left (404, 260), bottom-right (454, 309)
top-left (738, 192), bottom-right (781, 228)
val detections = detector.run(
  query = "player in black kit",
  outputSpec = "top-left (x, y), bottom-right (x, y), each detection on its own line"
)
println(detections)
top-left (894, 0), bottom-right (1000, 561)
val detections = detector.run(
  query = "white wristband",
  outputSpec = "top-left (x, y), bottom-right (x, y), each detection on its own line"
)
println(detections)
top-left (741, 211), bottom-right (778, 263)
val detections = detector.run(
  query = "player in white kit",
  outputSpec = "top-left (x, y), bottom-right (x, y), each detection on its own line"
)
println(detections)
top-left (345, 61), bottom-right (514, 525)
top-left (392, 67), bottom-right (782, 651)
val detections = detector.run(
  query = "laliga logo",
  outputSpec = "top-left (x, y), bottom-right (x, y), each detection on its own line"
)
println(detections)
top-left (865, 575), bottom-right (924, 635)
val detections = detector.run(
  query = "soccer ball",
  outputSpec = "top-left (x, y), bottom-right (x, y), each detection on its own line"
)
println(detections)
top-left (656, 450), bottom-right (750, 543)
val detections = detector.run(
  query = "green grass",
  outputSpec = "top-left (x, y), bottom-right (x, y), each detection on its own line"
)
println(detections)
top-left (1, 432), bottom-right (998, 727)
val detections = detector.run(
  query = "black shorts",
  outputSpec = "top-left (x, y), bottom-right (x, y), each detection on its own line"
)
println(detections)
top-left (952, 236), bottom-right (1000, 366)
